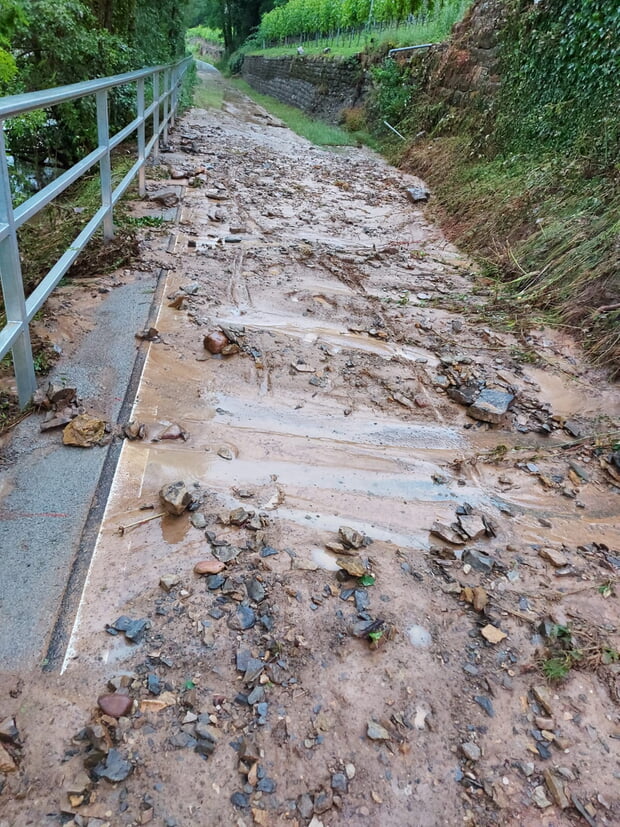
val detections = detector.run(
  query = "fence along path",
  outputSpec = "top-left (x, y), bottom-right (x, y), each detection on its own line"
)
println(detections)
top-left (0, 57), bottom-right (192, 407)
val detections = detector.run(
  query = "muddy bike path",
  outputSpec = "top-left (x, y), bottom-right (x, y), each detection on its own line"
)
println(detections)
top-left (1, 70), bottom-right (619, 826)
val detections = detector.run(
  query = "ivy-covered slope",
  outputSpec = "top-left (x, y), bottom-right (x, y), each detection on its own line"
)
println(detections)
top-left (370, 0), bottom-right (619, 374)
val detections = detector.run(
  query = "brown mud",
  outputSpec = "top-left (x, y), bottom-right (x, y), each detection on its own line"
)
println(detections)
top-left (1, 74), bottom-right (619, 827)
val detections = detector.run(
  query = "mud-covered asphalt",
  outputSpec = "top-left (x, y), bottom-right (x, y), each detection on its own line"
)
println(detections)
top-left (1, 68), bottom-right (619, 827)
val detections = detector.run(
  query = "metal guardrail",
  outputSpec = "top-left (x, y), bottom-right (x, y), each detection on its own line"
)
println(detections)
top-left (0, 56), bottom-right (192, 407)
top-left (388, 44), bottom-right (434, 56)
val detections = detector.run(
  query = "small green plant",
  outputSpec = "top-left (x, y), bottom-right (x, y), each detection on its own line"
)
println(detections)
top-left (542, 656), bottom-right (572, 681)
top-left (122, 215), bottom-right (165, 228)
top-left (601, 648), bottom-right (620, 665)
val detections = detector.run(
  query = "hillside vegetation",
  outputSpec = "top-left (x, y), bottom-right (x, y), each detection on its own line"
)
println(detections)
top-left (386, 0), bottom-right (619, 374)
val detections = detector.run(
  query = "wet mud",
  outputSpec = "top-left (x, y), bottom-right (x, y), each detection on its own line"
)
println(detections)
top-left (1, 71), bottom-right (619, 827)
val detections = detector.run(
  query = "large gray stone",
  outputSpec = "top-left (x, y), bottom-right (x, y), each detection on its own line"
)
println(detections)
top-left (468, 389), bottom-right (514, 424)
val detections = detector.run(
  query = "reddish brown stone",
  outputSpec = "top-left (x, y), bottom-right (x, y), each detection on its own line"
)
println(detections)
top-left (97, 693), bottom-right (133, 718)
top-left (194, 559), bottom-right (226, 575)
top-left (203, 331), bottom-right (228, 354)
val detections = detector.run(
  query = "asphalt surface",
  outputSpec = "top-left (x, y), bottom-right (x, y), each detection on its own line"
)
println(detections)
top-left (0, 275), bottom-right (158, 669)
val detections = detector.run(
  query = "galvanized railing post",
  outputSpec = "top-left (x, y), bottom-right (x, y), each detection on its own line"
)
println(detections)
top-left (96, 89), bottom-right (114, 240)
top-left (137, 78), bottom-right (146, 197)
top-left (170, 66), bottom-right (177, 128)
top-left (163, 69), bottom-right (170, 145)
top-left (152, 71), bottom-right (160, 159)
top-left (0, 126), bottom-right (36, 406)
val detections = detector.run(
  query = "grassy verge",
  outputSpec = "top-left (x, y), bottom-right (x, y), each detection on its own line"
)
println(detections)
top-left (193, 75), bottom-right (225, 110)
top-left (230, 78), bottom-right (376, 148)
top-left (402, 137), bottom-right (620, 375)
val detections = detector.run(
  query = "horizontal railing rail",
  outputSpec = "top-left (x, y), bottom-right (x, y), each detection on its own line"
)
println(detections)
top-left (0, 55), bottom-right (192, 407)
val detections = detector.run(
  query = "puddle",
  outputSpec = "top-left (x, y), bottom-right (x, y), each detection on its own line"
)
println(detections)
top-left (523, 366), bottom-right (620, 417)
top-left (160, 513), bottom-right (191, 544)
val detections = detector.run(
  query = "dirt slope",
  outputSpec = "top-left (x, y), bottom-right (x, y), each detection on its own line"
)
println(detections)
top-left (0, 74), bottom-right (619, 827)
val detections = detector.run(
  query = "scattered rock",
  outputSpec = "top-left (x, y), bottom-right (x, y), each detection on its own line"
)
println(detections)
top-left (97, 693), bottom-right (133, 718)
top-left (462, 548), bottom-right (495, 574)
top-left (107, 615), bottom-right (149, 643)
top-left (203, 331), bottom-right (229, 354)
top-left (298, 794), bottom-right (314, 820)
top-left (124, 421), bottom-right (145, 440)
top-left (47, 382), bottom-right (77, 407)
top-left (292, 558), bottom-right (319, 571)
top-left (194, 559), bottom-right (225, 575)
top-left (190, 513), bottom-right (207, 529)
top-left (461, 586), bottom-right (488, 611)
top-left (212, 545), bottom-right (242, 563)
top-left (229, 507), bottom-right (249, 525)
top-left (474, 695), bottom-right (494, 717)
top-left (336, 556), bottom-right (367, 577)
top-left (457, 514), bottom-right (487, 541)
top-left (159, 481), bottom-right (192, 515)
top-left (0, 744), bottom-right (17, 773)
top-left (325, 541), bottom-right (346, 554)
top-left (406, 186), bottom-right (430, 203)
top-left (230, 792), bottom-right (249, 809)
top-left (468, 389), bottom-right (515, 424)
top-left (430, 521), bottom-right (465, 545)
top-left (532, 685), bottom-right (554, 715)
top-left (63, 414), bottom-right (106, 447)
top-left (313, 789), bottom-right (333, 815)
top-left (217, 446), bottom-right (234, 460)
top-left (159, 574), bottom-right (180, 592)
top-left (93, 748), bottom-right (133, 782)
top-left (539, 547), bottom-right (569, 568)
top-left (0, 718), bottom-right (19, 743)
top-left (339, 526), bottom-right (365, 549)
top-left (148, 188), bottom-right (179, 207)
top-left (331, 772), bottom-right (348, 793)
top-left (227, 606), bottom-right (256, 631)
top-left (367, 720), bottom-right (390, 741)
top-left (532, 785), bottom-right (552, 809)
top-left (461, 742), bottom-right (481, 761)
top-left (481, 624), bottom-right (507, 644)
top-left (246, 578), bottom-right (266, 603)
top-left (136, 326), bottom-right (160, 341)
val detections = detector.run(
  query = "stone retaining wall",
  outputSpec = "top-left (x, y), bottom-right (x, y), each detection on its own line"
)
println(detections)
top-left (241, 54), bottom-right (369, 124)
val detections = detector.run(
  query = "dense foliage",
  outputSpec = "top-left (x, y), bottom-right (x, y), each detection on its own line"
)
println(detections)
top-left (498, 0), bottom-right (620, 160)
top-left (2, 0), bottom-right (190, 164)
top-left (257, 0), bottom-right (432, 42)
top-left (186, 0), bottom-right (278, 51)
